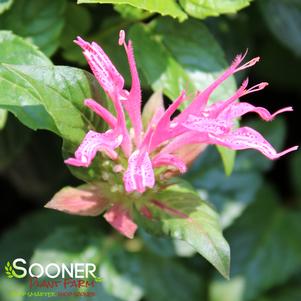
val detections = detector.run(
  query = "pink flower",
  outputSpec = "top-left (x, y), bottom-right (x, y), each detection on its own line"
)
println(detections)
top-left (57, 31), bottom-right (298, 238)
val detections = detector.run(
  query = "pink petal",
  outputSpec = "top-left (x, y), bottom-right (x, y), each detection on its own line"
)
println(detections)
top-left (119, 30), bottom-right (143, 146)
top-left (84, 99), bottom-right (117, 128)
top-left (104, 204), bottom-right (137, 239)
top-left (183, 115), bottom-right (231, 135)
top-left (45, 185), bottom-right (108, 216)
top-left (176, 53), bottom-right (259, 121)
top-left (75, 37), bottom-right (131, 157)
top-left (149, 91), bottom-right (187, 151)
top-left (206, 79), bottom-right (249, 118)
top-left (152, 153), bottom-right (187, 173)
top-left (75, 36), bottom-right (124, 100)
top-left (123, 150), bottom-right (155, 193)
top-left (220, 102), bottom-right (293, 121)
top-left (65, 130), bottom-right (122, 167)
top-left (208, 126), bottom-right (298, 159)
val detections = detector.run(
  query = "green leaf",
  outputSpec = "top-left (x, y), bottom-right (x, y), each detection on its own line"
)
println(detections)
top-left (0, 31), bottom-right (52, 65)
top-left (0, 31), bottom-right (52, 130)
top-left (0, 62), bottom-right (106, 181)
top-left (137, 179), bottom-right (230, 278)
top-left (0, 64), bottom-right (103, 143)
top-left (60, 3), bottom-right (92, 65)
top-left (0, 0), bottom-right (13, 14)
top-left (0, 0), bottom-right (67, 56)
top-left (217, 146), bottom-right (236, 176)
top-left (114, 4), bottom-right (153, 21)
top-left (139, 229), bottom-right (196, 258)
top-left (179, 0), bottom-right (252, 19)
top-left (209, 186), bottom-right (301, 301)
top-left (259, 0), bottom-right (301, 57)
top-left (78, 0), bottom-right (187, 22)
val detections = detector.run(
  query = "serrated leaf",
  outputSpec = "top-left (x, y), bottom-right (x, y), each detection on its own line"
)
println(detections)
top-left (0, 0), bottom-right (13, 14)
top-left (0, 31), bottom-right (52, 65)
top-left (78, 0), bottom-right (187, 22)
top-left (0, 64), bottom-right (103, 144)
top-left (137, 179), bottom-right (230, 278)
top-left (259, 0), bottom-right (301, 57)
top-left (209, 186), bottom-right (301, 301)
top-left (0, 31), bottom-right (51, 131)
top-left (179, 0), bottom-right (252, 19)
top-left (0, 0), bottom-right (67, 56)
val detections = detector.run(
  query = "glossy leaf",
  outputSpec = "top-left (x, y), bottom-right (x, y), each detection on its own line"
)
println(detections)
top-left (0, 0), bottom-right (67, 56)
top-left (0, 64), bottom-right (103, 143)
top-left (139, 229), bottom-right (196, 258)
top-left (0, 31), bottom-right (52, 65)
top-left (137, 179), bottom-right (230, 278)
top-left (0, 31), bottom-right (52, 130)
top-left (78, 0), bottom-right (187, 21)
top-left (179, 0), bottom-right (252, 19)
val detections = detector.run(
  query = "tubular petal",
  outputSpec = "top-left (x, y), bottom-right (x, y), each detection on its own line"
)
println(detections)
top-left (152, 154), bottom-right (187, 173)
top-left (119, 31), bottom-right (143, 147)
top-left (123, 150), bottom-right (155, 193)
top-left (84, 99), bottom-right (117, 128)
top-left (75, 37), bottom-right (124, 100)
top-left (183, 115), bottom-right (231, 135)
top-left (65, 130), bottom-right (122, 167)
top-left (220, 102), bottom-right (293, 121)
top-left (208, 127), bottom-right (298, 160)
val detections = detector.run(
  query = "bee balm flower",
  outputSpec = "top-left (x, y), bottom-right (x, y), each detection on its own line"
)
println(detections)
top-left (47, 30), bottom-right (298, 238)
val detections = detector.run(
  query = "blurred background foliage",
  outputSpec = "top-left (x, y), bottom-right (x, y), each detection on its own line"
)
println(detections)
top-left (0, 0), bottom-right (300, 300)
